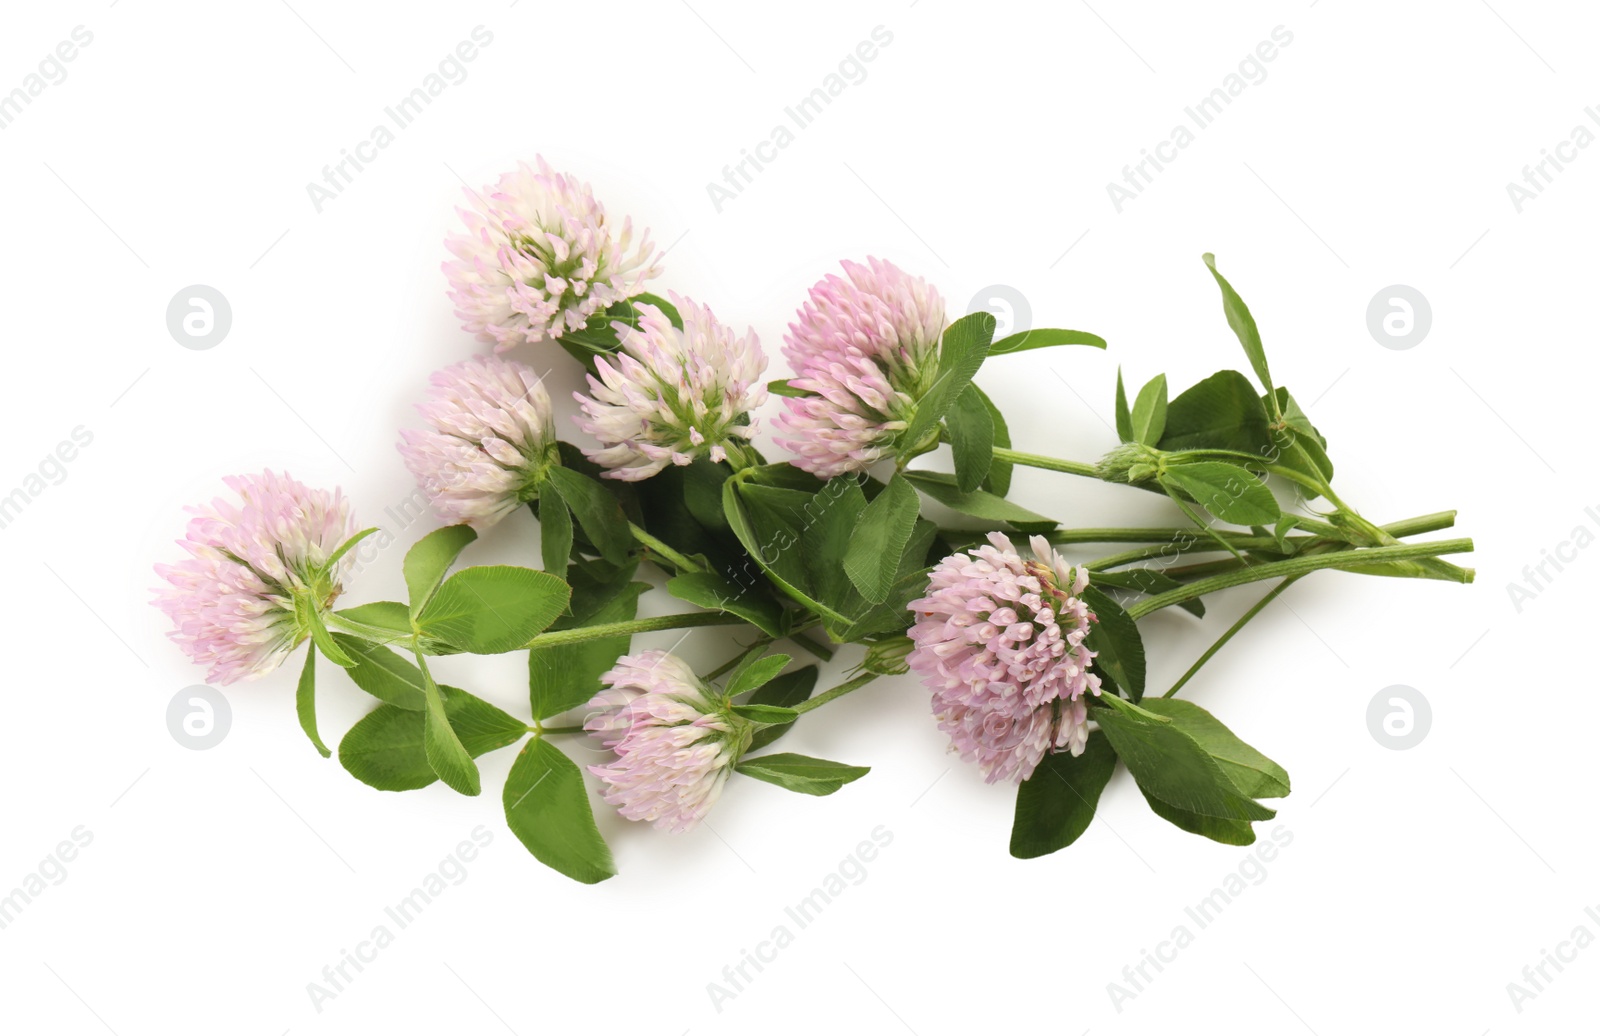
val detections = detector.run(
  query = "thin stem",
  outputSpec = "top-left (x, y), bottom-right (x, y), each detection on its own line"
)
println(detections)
top-left (1165, 446), bottom-right (1462, 569)
top-left (1266, 452), bottom-right (1470, 584)
top-left (787, 629), bottom-right (836, 662)
top-left (990, 446), bottom-right (1101, 480)
top-left (1092, 509), bottom-right (1462, 575)
top-left (1162, 577), bottom-right (1303, 699)
top-left (792, 673), bottom-right (878, 715)
top-left (1335, 504), bottom-right (1472, 583)
top-left (1164, 484), bottom-right (1248, 563)
top-left (1381, 510), bottom-right (1458, 537)
top-left (1154, 511), bottom-right (1466, 583)
top-left (1286, 513), bottom-right (1342, 538)
top-left (947, 526), bottom-right (1222, 552)
top-left (521, 610), bottom-right (747, 650)
top-left (1044, 527), bottom-right (1274, 547)
top-left (1086, 542), bottom-right (1242, 571)
top-left (534, 724), bottom-right (585, 735)
top-left (1283, 509), bottom-right (1456, 544)
top-left (628, 523), bottom-right (704, 573)
top-left (1170, 449), bottom-right (1332, 504)
top-left (1157, 555), bottom-right (1266, 582)
top-left (1257, 463), bottom-right (1333, 500)
top-left (1126, 538), bottom-right (1474, 619)
top-left (324, 612), bottom-right (413, 645)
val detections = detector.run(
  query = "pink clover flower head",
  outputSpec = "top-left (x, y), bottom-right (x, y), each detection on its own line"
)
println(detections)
top-left (583, 650), bottom-right (752, 832)
top-left (398, 355), bottom-right (559, 529)
top-left (773, 257), bottom-right (946, 478)
top-left (573, 293), bottom-right (767, 481)
top-left (153, 471), bottom-right (356, 685)
top-left (444, 157), bottom-right (661, 351)
top-left (907, 532), bottom-right (1102, 784)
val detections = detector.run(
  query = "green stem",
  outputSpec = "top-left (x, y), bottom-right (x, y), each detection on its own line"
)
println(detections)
top-left (1086, 542), bottom-right (1245, 571)
top-left (1163, 449), bottom-right (1328, 501)
top-left (792, 672), bottom-right (877, 715)
top-left (1266, 452), bottom-right (1468, 584)
top-left (948, 526), bottom-right (1228, 552)
top-left (1043, 526), bottom-right (1274, 547)
top-left (533, 724), bottom-right (585, 735)
top-left (788, 629), bottom-right (836, 662)
top-left (628, 523), bottom-right (704, 573)
top-left (1126, 538), bottom-right (1475, 619)
top-left (1286, 514), bottom-right (1342, 538)
top-left (1158, 555), bottom-right (1272, 582)
top-left (324, 613), bottom-right (413, 645)
top-left (990, 446), bottom-right (1101, 480)
top-left (521, 610), bottom-right (747, 650)
top-left (1380, 510), bottom-right (1458, 537)
top-left (1165, 446), bottom-right (1466, 571)
top-left (1091, 509), bottom-right (1461, 574)
top-left (1162, 577), bottom-right (1302, 698)
top-left (955, 505), bottom-right (1457, 563)
top-left (1161, 540), bottom-right (1413, 583)
top-left (1164, 483), bottom-right (1248, 563)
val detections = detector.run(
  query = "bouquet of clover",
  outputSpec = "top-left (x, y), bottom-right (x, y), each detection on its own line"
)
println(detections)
top-left (153, 159), bottom-right (1474, 883)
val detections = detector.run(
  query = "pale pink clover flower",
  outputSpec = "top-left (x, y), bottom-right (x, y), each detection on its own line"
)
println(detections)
top-left (583, 651), bottom-right (751, 832)
top-left (153, 471), bottom-right (355, 685)
top-left (444, 157), bottom-right (661, 351)
top-left (398, 355), bottom-right (559, 529)
top-left (907, 532), bottom-right (1102, 784)
top-left (574, 293), bottom-right (767, 481)
top-left (773, 257), bottom-right (946, 478)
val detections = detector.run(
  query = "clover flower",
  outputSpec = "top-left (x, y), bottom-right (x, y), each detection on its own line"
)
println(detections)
top-left (444, 157), bottom-right (661, 351)
top-left (583, 651), bottom-right (752, 832)
top-left (398, 355), bottom-right (560, 530)
top-left (773, 257), bottom-right (946, 478)
top-left (907, 532), bottom-right (1102, 784)
top-left (573, 294), bottom-right (767, 481)
top-left (153, 471), bottom-right (356, 685)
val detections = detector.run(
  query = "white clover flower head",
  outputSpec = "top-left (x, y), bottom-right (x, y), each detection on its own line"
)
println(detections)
top-left (398, 355), bottom-right (559, 529)
top-left (444, 157), bottom-right (661, 351)
top-left (573, 293), bottom-right (768, 481)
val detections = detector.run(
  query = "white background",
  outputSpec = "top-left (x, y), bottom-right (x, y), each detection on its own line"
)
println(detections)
top-left (0, 1), bottom-right (1592, 1032)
